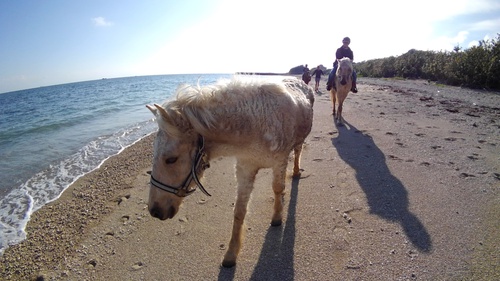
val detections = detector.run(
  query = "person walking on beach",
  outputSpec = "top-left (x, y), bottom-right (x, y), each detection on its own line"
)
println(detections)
top-left (326, 37), bottom-right (358, 93)
top-left (311, 65), bottom-right (324, 91)
top-left (302, 64), bottom-right (311, 85)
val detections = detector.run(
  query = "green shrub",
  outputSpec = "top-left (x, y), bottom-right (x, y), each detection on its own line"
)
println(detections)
top-left (355, 34), bottom-right (500, 90)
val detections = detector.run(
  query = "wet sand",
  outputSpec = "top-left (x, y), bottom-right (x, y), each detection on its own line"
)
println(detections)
top-left (1, 77), bottom-right (499, 280)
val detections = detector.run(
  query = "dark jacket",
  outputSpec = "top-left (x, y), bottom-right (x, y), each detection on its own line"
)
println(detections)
top-left (334, 46), bottom-right (354, 66)
top-left (312, 68), bottom-right (324, 79)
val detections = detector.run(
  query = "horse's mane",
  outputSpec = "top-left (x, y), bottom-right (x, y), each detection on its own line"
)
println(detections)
top-left (338, 57), bottom-right (353, 69)
top-left (159, 78), bottom-right (292, 137)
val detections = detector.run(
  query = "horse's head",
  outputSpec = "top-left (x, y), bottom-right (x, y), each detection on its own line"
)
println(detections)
top-left (336, 57), bottom-right (353, 85)
top-left (146, 103), bottom-right (209, 220)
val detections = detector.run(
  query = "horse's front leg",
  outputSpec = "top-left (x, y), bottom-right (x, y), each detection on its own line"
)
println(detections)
top-left (338, 93), bottom-right (348, 124)
top-left (271, 161), bottom-right (288, 226)
top-left (337, 100), bottom-right (343, 123)
top-left (330, 90), bottom-right (337, 116)
top-left (222, 162), bottom-right (258, 268)
top-left (337, 90), bottom-right (349, 124)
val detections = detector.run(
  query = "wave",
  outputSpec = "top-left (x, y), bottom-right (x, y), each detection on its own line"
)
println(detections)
top-left (0, 119), bottom-right (157, 255)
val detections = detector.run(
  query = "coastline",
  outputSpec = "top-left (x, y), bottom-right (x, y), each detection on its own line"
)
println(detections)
top-left (1, 77), bottom-right (498, 280)
top-left (0, 133), bottom-right (156, 279)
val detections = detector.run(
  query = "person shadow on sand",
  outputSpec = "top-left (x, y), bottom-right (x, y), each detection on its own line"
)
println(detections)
top-left (332, 120), bottom-right (432, 253)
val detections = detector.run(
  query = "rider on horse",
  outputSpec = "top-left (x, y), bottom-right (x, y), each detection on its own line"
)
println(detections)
top-left (326, 37), bottom-right (358, 93)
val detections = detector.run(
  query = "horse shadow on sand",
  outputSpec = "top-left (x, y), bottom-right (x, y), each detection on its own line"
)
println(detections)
top-left (218, 177), bottom-right (299, 281)
top-left (332, 120), bottom-right (432, 252)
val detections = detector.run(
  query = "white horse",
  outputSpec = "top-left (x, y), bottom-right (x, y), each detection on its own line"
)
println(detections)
top-left (146, 77), bottom-right (314, 267)
top-left (330, 57), bottom-right (354, 124)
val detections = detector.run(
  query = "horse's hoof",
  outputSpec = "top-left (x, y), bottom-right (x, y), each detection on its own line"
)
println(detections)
top-left (222, 251), bottom-right (238, 268)
top-left (271, 219), bottom-right (282, 226)
top-left (222, 259), bottom-right (236, 268)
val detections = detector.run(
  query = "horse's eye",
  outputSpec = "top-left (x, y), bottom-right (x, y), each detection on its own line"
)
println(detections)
top-left (165, 157), bottom-right (178, 164)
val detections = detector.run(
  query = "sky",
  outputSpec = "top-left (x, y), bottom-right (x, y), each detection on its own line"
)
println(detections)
top-left (1, 0), bottom-right (499, 94)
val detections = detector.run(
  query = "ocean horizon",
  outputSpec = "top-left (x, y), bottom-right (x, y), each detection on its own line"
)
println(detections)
top-left (0, 74), bottom-right (237, 255)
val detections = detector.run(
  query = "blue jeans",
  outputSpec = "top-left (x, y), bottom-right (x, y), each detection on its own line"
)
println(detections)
top-left (328, 65), bottom-right (357, 86)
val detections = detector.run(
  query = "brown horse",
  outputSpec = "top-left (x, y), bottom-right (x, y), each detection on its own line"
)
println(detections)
top-left (146, 77), bottom-right (313, 267)
top-left (330, 57), bottom-right (354, 124)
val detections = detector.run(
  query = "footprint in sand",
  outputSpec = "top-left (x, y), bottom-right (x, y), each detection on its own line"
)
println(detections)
top-left (335, 171), bottom-right (350, 188)
top-left (388, 155), bottom-right (403, 161)
top-left (459, 173), bottom-right (476, 178)
top-left (467, 154), bottom-right (481, 161)
top-left (331, 227), bottom-right (351, 273)
top-left (131, 261), bottom-right (144, 271)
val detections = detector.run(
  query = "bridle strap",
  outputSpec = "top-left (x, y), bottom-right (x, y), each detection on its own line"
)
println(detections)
top-left (149, 135), bottom-right (211, 197)
top-left (150, 174), bottom-right (195, 197)
top-left (192, 160), bottom-right (211, 196)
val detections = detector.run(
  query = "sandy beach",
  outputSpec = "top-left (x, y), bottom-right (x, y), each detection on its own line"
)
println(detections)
top-left (1, 77), bottom-right (499, 280)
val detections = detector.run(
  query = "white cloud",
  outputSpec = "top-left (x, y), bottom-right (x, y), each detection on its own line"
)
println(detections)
top-left (92, 17), bottom-right (114, 27)
top-left (441, 18), bottom-right (500, 51)
top-left (468, 18), bottom-right (500, 32)
top-left (468, 40), bottom-right (479, 48)
top-left (130, 0), bottom-right (500, 74)
top-left (428, 31), bottom-right (470, 51)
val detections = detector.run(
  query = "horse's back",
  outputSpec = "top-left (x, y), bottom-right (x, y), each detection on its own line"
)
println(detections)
top-left (240, 78), bottom-right (313, 146)
top-left (230, 78), bottom-right (313, 106)
top-left (234, 78), bottom-right (313, 163)
top-left (221, 78), bottom-right (313, 120)
top-left (171, 77), bottom-right (313, 155)
top-left (282, 78), bottom-right (315, 106)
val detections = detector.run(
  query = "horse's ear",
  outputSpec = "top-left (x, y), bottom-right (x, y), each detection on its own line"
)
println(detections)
top-left (147, 104), bottom-right (173, 124)
top-left (150, 103), bottom-right (184, 136)
top-left (146, 104), bottom-right (157, 116)
top-left (153, 104), bottom-right (170, 120)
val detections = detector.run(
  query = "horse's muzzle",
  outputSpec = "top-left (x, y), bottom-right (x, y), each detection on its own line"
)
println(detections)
top-left (149, 203), bottom-right (177, 220)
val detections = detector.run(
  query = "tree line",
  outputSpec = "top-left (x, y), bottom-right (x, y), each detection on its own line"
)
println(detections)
top-left (354, 34), bottom-right (500, 90)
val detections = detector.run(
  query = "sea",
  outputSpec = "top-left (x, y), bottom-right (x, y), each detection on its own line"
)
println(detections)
top-left (0, 74), bottom-right (236, 255)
